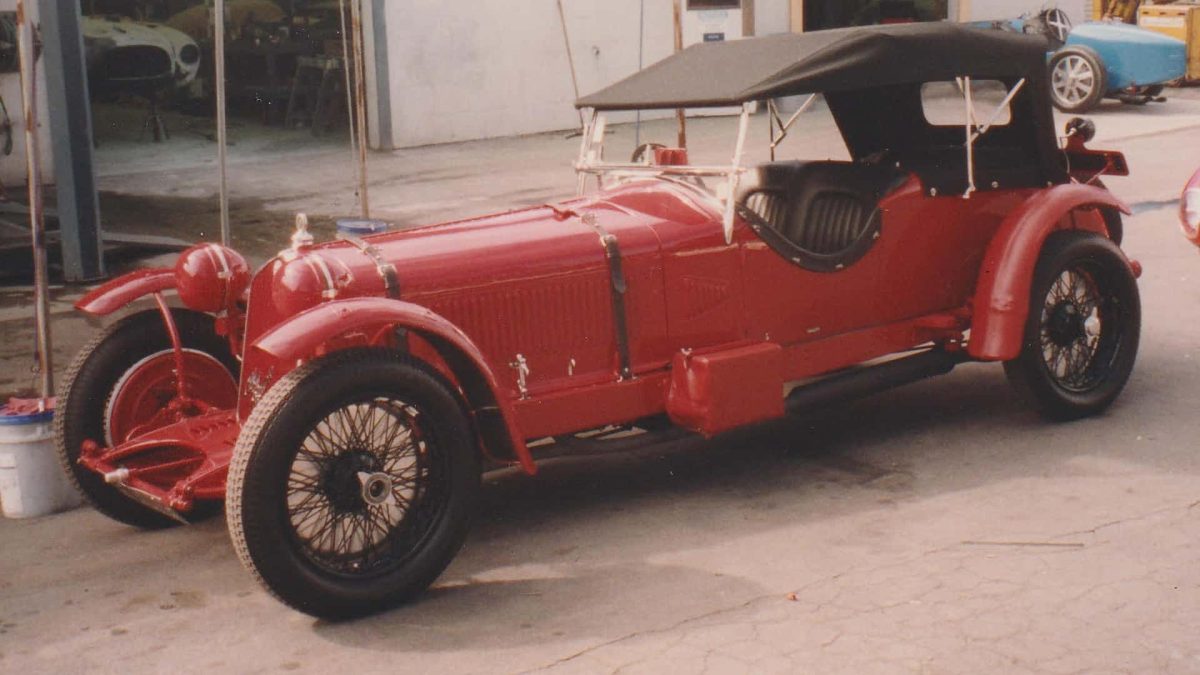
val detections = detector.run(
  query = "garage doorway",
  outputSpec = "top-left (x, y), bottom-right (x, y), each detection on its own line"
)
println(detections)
top-left (82, 1), bottom-right (366, 256)
top-left (802, 0), bottom-right (948, 31)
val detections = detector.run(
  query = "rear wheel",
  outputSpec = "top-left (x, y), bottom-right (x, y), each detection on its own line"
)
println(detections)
top-left (1004, 232), bottom-right (1140, 420)
top-left (54, 309), bottom-right (239, 529)
top-left (226, 349), bottom-right (480, 620)
top-left (1050, 46), bottom-right (1107, 113)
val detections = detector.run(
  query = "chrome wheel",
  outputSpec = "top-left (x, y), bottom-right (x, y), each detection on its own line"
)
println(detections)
top-left (285, 397), bottom-right (446, 577)
top-left (1052, 55), bottom-right (1096, 108)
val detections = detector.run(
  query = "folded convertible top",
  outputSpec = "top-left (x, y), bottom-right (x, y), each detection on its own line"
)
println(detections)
top-left (576, 22), bottom-right (1047, 110)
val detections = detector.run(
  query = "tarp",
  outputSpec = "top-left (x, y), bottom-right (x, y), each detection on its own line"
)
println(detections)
top-left (576, 23), bottom-right (1048, 110)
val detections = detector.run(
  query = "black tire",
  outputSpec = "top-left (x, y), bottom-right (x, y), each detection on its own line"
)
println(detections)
top-left (54, 308), bottom-right (239, 529)
top-left (1004, 231), bottom-right (1140, 420)
top-left (1049, 46), bottom-right (1107, 113)
top-left (226, 349), bottom-right (480, 620)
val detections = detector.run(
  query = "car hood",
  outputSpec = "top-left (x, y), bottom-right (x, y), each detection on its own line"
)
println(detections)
top-left (83, 17), bottom-right (191, 52)
top-left (242, 180), bottom-right (722, 348)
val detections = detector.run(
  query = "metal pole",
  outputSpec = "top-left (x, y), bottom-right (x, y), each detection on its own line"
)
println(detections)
top-left (635, 0), bottom-right (644, 147)
top-left (16, 0), bottom-right (52, 400)
top-left (349, 0), bottom-right (370, 218)
top-left (673, 0), bottom-right (687, 148)
top-left (556, 0), bottom-right (584, 130)
top-left (722, 104), bottom-right (750, 245)
top-left (338, 0), bottom-right (361, 213)
top-left (213, 0), bottom-right (231, 245)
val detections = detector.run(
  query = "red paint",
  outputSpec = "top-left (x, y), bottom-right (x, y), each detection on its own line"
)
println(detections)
top-left (174, 244), bottom-right (251, 313)
top-left (666, 342), bottom-right (784, 436)
top-left (79, 410), bottom-right (241, 512)
top-left (968, 183), bottom-right (1131, 361)
top-left (105, 351), bottom-right (237, 445)
top-left (240, 296), bottom-right (535, 474)
top-left (1182, 168), bottom-right (1200, 245)
top-left (514, 373), bottom-right (670, 438)
top-left (1064, 133), bottom-right (1129, 181)
top-left (68, 147), bottom-right (1140, 514)
top-left (75, 268), bottom-right (175, 316)
top-left (653, 147), bottom-right (689, 166)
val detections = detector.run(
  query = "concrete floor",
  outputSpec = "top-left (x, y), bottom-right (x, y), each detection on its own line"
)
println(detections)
top-left (3, 91), bottom-right (1200, 673)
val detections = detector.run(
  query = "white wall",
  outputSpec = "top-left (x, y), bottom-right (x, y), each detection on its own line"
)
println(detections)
top-left (379, 0), bottom-right (705, 147)
top-left (0, 1), bottom-right (54, 188)
top-left (754, 0), bottom-right (792, 35)
top-left (960, 0), bottom-right (1091, 24)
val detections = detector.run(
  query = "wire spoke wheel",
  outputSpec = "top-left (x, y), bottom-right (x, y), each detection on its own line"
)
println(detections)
top-left (1038, 267), bottom-right (1108, 392)
top-left (227, 349), bottom-right (480, 619)
top-left (285, 397), bottom-right (447, 577)
top-left (1005, 232), bottom-right (1139, 420)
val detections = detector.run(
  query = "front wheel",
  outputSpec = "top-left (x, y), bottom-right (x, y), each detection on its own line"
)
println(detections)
top-left (226, 349), bottom-right (480, 620)
top-left (1004, 231), bottom-right (1140, 420)
top-left (54, 308), bottom-right (239, 529)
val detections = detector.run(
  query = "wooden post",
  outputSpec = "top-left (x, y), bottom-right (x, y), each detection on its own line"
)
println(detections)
top-left (16, 0), bottom-right (52, 398)
top-left (789, 0), bottom-right (804, 32)
top-left (673, 0), bottom-right (687, 148)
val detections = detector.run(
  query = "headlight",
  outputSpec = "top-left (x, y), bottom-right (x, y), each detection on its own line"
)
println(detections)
top-left (175, 244), bottom-right (250, 313)
top-left (179, 43), bottom-right (199, 66)
top-left (1182, 170), bottom-right (1200, 244)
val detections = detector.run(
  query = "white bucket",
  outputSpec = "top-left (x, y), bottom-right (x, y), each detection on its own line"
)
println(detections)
top-left (0, 400), bottom-right (82, 518)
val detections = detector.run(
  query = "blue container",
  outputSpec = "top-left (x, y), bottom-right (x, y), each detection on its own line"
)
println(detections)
top-left (337, 219), bottom-right (391, 237)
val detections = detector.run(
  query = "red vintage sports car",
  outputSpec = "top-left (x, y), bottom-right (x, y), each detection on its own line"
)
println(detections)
top-left (57, 23), bottom-right (1141, 619)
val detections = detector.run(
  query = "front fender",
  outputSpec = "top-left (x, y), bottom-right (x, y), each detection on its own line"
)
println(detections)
top-left (968, 184), bottom-right (1131, 362)
top-left (241, 297), bottom-right (534, 474)
top-left (75, 268), bottom-right (176, 316)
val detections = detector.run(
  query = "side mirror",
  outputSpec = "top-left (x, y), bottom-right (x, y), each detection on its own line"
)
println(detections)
top-left (1065, 117), bottom-right (1096, 143)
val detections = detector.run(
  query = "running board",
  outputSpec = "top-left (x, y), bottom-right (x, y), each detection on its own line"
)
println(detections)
top-left (785, 349), bottom-right (965, 416)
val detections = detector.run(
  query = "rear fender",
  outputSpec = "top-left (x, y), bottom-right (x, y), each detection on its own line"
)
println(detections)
top-left (75, 268), bottom-right (176, 316)
top-left (968, 184), bottom-right (1131, 361)
top-left (241, 297), bottom-right (534, 474)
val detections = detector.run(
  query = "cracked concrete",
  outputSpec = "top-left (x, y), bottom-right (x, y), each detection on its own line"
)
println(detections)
top-left (3, 94), bottom-right (1200, 673)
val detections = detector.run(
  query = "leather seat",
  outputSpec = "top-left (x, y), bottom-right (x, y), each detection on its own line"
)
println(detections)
top-left (742, 161), bottom-right (904, 257)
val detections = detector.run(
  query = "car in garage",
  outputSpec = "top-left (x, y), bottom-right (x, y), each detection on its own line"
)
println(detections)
top-left (82, 15), bottom-right (201, 100)
top-left (56, 23), bottom-right (1142, 619)
top-left (974, 8), bottom-right (1187, 113)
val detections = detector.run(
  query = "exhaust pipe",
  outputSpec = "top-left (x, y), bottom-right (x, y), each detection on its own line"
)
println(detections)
top-left (785, 349), bottom-right (964, 416)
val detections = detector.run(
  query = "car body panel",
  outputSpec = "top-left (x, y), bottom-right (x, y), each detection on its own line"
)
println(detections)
top-left (75, 268), bottom-right (175, 316)
top-left (1066, 22), bottom-right (1187, 90)
top-left (971, 16), bottom-right (1186, 95)
top-left (82, 16), bottom-right (200, 93)
top-left (969, 183), bottom-right (1131, 361)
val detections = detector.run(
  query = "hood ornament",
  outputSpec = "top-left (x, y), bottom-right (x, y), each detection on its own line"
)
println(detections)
top-left (290, 213), bottom-right (314, 251)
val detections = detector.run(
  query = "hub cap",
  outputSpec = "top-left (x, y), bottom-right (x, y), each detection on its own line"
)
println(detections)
top-left (1052, 55), bottom-right (1096, 107)
top-left (285, 398), bottom-right (445, 576)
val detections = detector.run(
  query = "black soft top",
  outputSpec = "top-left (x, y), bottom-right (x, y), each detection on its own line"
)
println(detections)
top-left (576, 23), bottom-right (1047, 110)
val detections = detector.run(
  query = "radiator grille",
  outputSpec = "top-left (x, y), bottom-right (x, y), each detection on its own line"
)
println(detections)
top-left (100, 46), bottom-right (172, 82)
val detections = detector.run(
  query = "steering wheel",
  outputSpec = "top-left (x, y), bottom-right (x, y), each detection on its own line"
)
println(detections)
top-left (1042, 8), bottom-right (1073, 45)
top-left (631, 142), bottom-right (667, 164)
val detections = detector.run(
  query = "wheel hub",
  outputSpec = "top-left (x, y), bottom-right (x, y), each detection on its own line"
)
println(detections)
top-left (321, 450), bottom-right (382, 512)
top-left (358, 472), bottom-right (394, 506)
top-left (1047, 302), bottom-right (1086, 346)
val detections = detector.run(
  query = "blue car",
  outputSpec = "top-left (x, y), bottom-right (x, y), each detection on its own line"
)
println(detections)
top-left (974, 9), bottom-right (1187, 113)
